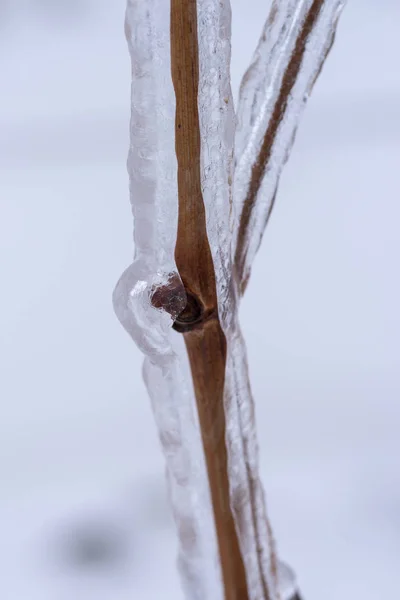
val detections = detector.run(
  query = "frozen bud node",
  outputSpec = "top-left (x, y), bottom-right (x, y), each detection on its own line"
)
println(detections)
top-left (173, 291), bottom-right (206, 333)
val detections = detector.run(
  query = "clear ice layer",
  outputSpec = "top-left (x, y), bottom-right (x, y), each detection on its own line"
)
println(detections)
top-left (234, 0), bottom-right (346, 287)
top-left (114, 1), bottom-right (346, 599)
top-left (113, 2), bottom-right (222, 598)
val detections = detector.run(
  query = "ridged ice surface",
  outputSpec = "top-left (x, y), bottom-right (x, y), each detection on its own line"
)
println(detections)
top-left (227, 2), bottom-right (346, 596)
top-left (196, 0), bottom-right (236, 329)
top-left (114, 1), bottom-right (346, 599)
top-left (234, 0), bottom-right (346, 287)
top-left (113, 2), bottom-right (222, 598)
top-left (195, 7), bottom-right (279, 596)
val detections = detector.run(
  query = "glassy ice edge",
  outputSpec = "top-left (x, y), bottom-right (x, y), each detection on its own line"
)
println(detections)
top-left (113, 2), bottom-right (222, 599)
top-left (197, 3), bottom-right (280, 597)
top-left (234, 0), bottom-right (346, 287)
top-left (114, 0), bottom-right (346, 599)
top-left (229, 1), bottom-right (346, 596)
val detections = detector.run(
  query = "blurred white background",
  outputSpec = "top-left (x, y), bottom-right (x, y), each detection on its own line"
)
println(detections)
top-left (0, 1), bottom-right (399, 599)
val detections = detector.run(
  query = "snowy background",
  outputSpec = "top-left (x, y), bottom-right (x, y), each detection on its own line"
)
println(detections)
top-left (1, 1), bottom-right (399, 599)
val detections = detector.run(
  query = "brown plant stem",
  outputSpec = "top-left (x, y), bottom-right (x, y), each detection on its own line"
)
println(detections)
top-left (170, 1), bottom-right (249, 598)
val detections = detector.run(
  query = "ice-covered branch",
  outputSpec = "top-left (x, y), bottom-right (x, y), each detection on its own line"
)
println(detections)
top-left (113, 2), bottom-right (224, 598)
top-left (170, 1), bottom-right (251, 597)
top-left (114, 0), bottom-right (347, 599)
top-left (234, 0), bottom-right (346, 292)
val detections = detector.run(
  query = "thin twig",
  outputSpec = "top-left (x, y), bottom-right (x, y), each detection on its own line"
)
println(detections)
top-left (170, 1), bottom-right (249, 598)
top-left (235, 0), bottom-right (328, 290)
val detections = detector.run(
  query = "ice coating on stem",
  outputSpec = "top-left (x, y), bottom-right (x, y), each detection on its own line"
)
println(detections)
top-left (113, 1), bottom-right (222, 597)
top-left (234, 0), bottom-right (346, 288)
top-left (196, 2), bottom-right (288, 597)
top-left (114, 0), bottom-right (346, 598)
top-left (196, 0), bottom-right (236, 330)
top-left (142, 344), bottom-right (222, 600)
top-left (224, 1), bottom-right (346, 595)
top-left (223, 320), bottom-right (279, 599)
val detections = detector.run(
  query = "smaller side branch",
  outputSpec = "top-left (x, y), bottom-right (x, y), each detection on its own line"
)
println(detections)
top-left (234, 0), bottom-right (342, 292)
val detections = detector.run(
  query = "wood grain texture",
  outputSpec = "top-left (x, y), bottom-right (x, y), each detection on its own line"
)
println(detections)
top-left (170, 1), bottom-right (249, 598)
